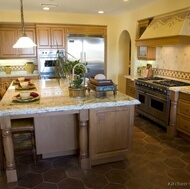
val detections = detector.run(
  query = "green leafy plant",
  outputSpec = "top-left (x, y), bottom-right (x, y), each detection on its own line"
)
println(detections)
top-left (55, 50), bottom-right (89, 88)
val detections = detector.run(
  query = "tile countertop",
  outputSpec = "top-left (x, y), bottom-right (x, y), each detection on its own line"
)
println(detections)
top-left (0, 79), bottom-right (140, 117)
top-left (0, 70), bottom-right (39, 78)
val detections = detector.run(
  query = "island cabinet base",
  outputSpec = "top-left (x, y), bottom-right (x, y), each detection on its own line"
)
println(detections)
top-left (34, 113), bottom-right (79, 158)
top-left (89, 106), bottom-right (134, 165)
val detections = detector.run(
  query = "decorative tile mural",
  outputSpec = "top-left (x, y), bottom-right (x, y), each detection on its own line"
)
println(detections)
top-left (155, 46), bottom-right (190, 80)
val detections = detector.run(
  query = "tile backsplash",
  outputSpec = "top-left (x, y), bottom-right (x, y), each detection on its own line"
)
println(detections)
top-left (137, 46), bottom-right (190, 80)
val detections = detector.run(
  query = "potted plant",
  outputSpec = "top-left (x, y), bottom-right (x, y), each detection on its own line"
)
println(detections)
top-left (55, 50), bottom-right (89, 98)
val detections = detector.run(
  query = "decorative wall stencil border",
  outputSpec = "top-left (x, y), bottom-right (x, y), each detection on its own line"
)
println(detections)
top-left (154, 68), bottom-right (190, 80)
top-left (0, 65), bottom-right (37, 72)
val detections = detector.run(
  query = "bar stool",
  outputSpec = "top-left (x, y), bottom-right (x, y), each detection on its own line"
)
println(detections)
top-left (11, 118), bottom-right (37, 164)
top-left (0, 88), bottom-right (6, 100)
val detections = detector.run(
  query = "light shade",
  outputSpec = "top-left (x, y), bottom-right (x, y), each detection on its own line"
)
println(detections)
top-left (13, 36), bottom-right (37, 48)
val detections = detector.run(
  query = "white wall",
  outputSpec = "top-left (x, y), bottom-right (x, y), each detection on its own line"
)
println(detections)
top-left (115, 0), bottom-right (190, 78)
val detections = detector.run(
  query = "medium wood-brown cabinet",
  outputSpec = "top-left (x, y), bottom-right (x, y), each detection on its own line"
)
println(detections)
top-left (36, 25), bottom-right (65, 49)
top-left (177, 92), bottom-right (190, 138)
top-left (89, 106), bottom-right (134, 165)
top-left (0, 25), bottom-right (36, 58)
top-left (126, 78), bottom-right (136, 98)
top-left (137, 18), bottom-right (156, 60)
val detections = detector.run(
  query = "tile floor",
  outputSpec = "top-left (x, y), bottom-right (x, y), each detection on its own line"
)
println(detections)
top-left (0, 114), bottom-right (190, 189)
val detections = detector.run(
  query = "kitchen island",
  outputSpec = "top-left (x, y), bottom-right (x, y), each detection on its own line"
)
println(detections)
top-left (0, 79), bottom-right (140, 183)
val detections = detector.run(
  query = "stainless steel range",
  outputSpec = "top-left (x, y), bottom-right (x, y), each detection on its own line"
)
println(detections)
top-left (135, 77), bottom-right (190, 128)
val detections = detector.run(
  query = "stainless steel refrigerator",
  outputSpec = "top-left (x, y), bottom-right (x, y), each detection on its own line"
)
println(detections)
top-left (66, 34), bottom-right (105, 78)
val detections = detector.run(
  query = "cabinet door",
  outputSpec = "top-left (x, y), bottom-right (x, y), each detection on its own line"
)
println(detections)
top-left (36, 27), bottom-right (65, 49)
top-left (51, 28), bottom-right (65, 48)
top-left (19, 28), bottom-right (37, 57)
top-left (36, 27), bottom-right (51, 48)
top-left (89, 106), bottom-right (134, 165)
top-left (0, 27), bottom-right (37, 58)
top-left (0, 28), bottom-right (18, 57)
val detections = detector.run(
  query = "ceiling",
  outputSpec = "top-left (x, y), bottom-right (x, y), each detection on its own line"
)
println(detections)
top-left (0, 0), bottom-right (159, 15)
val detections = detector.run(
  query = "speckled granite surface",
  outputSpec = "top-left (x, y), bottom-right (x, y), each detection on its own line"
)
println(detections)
top-left (0, 79), bottom-right (140, 116)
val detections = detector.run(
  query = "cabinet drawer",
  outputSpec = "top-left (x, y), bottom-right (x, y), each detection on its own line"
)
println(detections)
top-left (179, 92), bottom-right (190, 101)
top-left (126, 79), bottom-right (135, 87)
top-left (178, 100), bottom-right (190, 117)
top-left (177, 115), bottom-right (190, 136)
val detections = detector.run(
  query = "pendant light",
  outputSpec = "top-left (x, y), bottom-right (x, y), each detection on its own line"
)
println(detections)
top-left (13, 0), bottom-right (37, 48)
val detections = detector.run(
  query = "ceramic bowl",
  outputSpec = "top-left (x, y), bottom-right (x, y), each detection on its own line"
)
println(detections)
top-left (20, 82), bottom-right (28, 88)
top-left (20, 92), bottom-right (31, 99)
top-left (18, 77), bottom-right (25, 82)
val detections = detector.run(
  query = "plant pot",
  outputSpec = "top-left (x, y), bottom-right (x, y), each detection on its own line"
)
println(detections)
top-left (68, 87), bottom-right (86, 98)
top-left (25, 62), bottom-right (35, 74)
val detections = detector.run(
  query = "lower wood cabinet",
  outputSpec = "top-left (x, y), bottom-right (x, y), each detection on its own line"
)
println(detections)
top-left (126, 78), bottom-right (136, 98)
top-left (89, 106), bottom-right (134, 165)
top-left (34, 114), bottom-right (79, 158)
top-left (177, 92), bottom-right (190, 138)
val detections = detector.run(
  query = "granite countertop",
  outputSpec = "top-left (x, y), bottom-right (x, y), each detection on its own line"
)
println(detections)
top-left (0, 79), bottom-right (140, 117)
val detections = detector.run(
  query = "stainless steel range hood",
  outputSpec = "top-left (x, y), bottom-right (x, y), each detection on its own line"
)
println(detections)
top-left (136, 7), bottom-right (190, 46)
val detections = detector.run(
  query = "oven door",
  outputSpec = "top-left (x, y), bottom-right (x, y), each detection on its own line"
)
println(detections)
top-left (136, 89), bottom-right (147, 112)
top-left (146, 93), bottom-right (170, 122)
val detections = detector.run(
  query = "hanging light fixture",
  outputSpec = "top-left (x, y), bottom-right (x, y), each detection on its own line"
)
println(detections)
top-left (13, 0), bottom-right (37, 48)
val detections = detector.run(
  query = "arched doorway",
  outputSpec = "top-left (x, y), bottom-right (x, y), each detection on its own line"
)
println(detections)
top-left (118, 30), bottom-right (131, 93)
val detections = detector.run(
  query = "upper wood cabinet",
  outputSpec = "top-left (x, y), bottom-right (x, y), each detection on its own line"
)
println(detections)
top-left (137, 18), bottom-right (156, 60)
top-left (36, 25), bottom-right (65, 49)
top-left (0, 25), bottom-right (37, 58)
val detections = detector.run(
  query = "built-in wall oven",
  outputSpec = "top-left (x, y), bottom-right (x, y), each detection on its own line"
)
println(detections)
top-left (38, 49), bottom-right (64, 79)
top-left (135, 78), bottom-right (190, 128)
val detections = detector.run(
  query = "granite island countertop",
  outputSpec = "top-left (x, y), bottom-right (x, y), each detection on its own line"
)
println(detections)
top-left (0, 79), bottom-right (140, 117)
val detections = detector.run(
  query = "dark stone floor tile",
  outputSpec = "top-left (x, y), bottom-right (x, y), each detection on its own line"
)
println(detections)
top-left (158, 134), bottom-right (174, 142)
top-left (180, 154), bottom-right (190, 164)
top-left (127, 154), bottom-right (148, 167)
top-left (17, 164), bottom-right (29, 179)
top-left (148, 173), bottom-right (174, 188)
top-left (53, 155), bottom-right (78, 169)
top-left (125, 178), bottom-right (151, 189)
top-left (144, 151), bottom-right (166, 161)
top-left (146, 161), bottom-right (169, 174)
top-left (160, 141), bottom-right (179, 149)
top-left (66, 167), bottom-right (88, 179)
top-left (58, 178), bottom-right (84, 189)
top-left (173, 138), bottom-right (190, 146)
top-left (177, 146), bottom-right (190, 154)
top-left (167, 168), bottom-right (190, 182)
top-left (82, 172), bottom-right (108, 189)
top-left (164, 157), bottom-right (187, 169)
top-left (130, 146), bottom-right (147, 155)
top-left (30, 160), bottom-right (52, 173)
top-left (145, 143), bottom-right (163, 152)
top-left (106, 169), bottom-right (130, 184)
top-left (43, 168), bottom-right (67, 183)
top-left (133, 138), bottom-right (147, 146)
top-left (33, 182), bottom-right (57, 189)
top-left (161, 148), bottom-right (182, 157)
top-left (91, 163), bottom-right (112, 174)
top-left (18, 172), bottom-right (43, 188)
top-left (109, 161), bottom-right (127, 170)
top-left (103, 183), bottom-right (126, 189)
top-left (18, 154), bottom-right (34, 165)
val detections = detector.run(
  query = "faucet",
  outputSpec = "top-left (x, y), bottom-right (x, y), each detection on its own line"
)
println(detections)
top-left (72, 63), bottom-right (88, 86)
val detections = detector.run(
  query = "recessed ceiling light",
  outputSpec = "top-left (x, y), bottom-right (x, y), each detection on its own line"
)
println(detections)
top-left (123, 0), bottom-right (129, 2)
top-left (43, 7), bottom-right (50, 10)
top-left (98, 10), bottom-right (104, 14)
